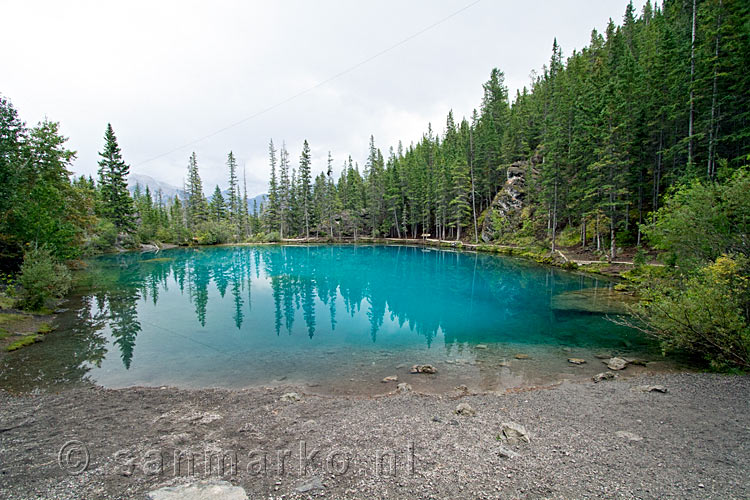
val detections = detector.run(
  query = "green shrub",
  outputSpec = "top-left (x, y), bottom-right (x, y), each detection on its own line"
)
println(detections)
top-left (90, 219), bottom-right (118, 253)
top-left (633, 247), bottom-right (647, 267)
top-left (194, 221), bottom-right (233, 245)
top-left (17, 246), bottom-right (72, 311)
top-left (631, 255), bottom-right (750, 370)
top-left (266, 231), bottom-right (281, 243)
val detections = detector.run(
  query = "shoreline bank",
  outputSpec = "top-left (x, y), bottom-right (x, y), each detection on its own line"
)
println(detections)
top-left (1, 372), bottom-right (747, 499)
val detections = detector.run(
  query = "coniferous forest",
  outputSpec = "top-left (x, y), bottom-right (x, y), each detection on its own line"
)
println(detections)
top-left (1, 0), bottom-right (749, 367)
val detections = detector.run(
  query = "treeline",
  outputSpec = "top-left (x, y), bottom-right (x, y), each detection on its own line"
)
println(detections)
top-left (261, 0), bottom-right (749, 258)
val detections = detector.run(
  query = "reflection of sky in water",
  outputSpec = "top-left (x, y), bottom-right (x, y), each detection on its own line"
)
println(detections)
top-left (0, 245), bottom-right (657, 392)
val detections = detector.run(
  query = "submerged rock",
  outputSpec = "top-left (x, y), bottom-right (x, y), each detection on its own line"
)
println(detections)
top-left (605, 357), bottom-right (628, 371)
top-left (514, 354), bottom-right (530, 360)
top-left (396, 383), bottom-right (412, 393)
top-left (567, 358), bottom-right (587, 365)
top-left (147, 480), bottom-right (248, 500)
top-left (455, 403), bottom-right (476, 417)
top-left (498, 422), bottom-right (530, 444)
top-left (381, 375), bottom-right (398, 383)
top-left (551, 288), bottom-right (638, 315)
top-left (280, 392), bottom-right (301, 402)
top-left (593, 372), bottom-right (618, 382)
top-left (476, 344), bottom-right (488, 349)
top-left (410, 364), bottom-right (437, 374)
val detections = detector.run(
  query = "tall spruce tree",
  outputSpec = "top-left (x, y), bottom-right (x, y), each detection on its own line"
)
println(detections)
top-left (97, 124), bottom-right (135, 232)
top-left (298, 140), bottom-right (312, 238)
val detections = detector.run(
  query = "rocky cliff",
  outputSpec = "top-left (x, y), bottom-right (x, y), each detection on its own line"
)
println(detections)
top-left (480, 159), bottom-right (535, 242)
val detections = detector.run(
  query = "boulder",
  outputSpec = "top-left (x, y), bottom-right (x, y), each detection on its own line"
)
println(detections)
top-left (280, 392), bottom-right (301, 402)
top-left (593, 372), bottom-right (618, 383)
top-left (147, 480), bottom-right (248, 500)
top-left (605, 357), bottom-right (628, 371)
top-left (410, 364), bottom-right (437, 374)
top-left (498, 422), bottom-right (530, 444)
top-left (455, 403), bottom-right (476, 417)
top-left (396, 383), bottom-right (412, 393)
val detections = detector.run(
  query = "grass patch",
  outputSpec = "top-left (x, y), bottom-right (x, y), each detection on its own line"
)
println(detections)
top-left (0, 330), bottom-right (10, 340)
top-left (0, 294), bottom-right (15, 310)
top-left (37, 322), bottom-right (54, 334)
top-left (5, 334), bottom-right (40, 352)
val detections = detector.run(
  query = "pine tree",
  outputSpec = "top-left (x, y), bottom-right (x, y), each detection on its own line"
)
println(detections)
top-left (226, 151), bottom-right (240, 229)
top-left (97, 123), bottom-right (135, 232)
top-left (210, 185), bottom-right (226, 221)
top-left (267, 139), bottom-right (280, 232)
top-left (186, 152), bottom-right (207, 229)
top-left (298, 140), bottom-right (312, 238)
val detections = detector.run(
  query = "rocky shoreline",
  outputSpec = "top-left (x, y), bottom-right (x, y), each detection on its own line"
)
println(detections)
top-left (1, 372), bottom-right (748, 499)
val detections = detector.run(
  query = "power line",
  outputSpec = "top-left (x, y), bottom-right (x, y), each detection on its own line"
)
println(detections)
top-left (134, 0), bottom-right (482, 167)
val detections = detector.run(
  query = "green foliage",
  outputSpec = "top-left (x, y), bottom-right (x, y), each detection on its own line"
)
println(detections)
top-left (89, 219), bottom-right (118, 253)
top-left (17, 246), bottom-right (72, 311)
top-left (633, 255), bottom-right (750, 370)
top-left (97, 124), bottom-right (135, 232)
top-left (37, 322), bottom-right (54, 334)
top-left (193, 221), bottom-right (234, 245)
top-left (633, 247), bottom-right (647, 267)
top-left (5, 334), bottom-right (40, 352)
top-left (643, 170), bottom-right (750, 269)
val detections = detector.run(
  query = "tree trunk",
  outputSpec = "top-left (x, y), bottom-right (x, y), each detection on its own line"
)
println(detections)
top-left (707, 0), bottom-right (723, 180)
top-left (469, 128), bottom-right (479, 243)
top-left (688, 0), bottom-right (697, 167)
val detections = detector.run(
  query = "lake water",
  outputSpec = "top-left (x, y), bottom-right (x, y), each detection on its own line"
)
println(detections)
top-left (0, 245), bottom-right (667, 394)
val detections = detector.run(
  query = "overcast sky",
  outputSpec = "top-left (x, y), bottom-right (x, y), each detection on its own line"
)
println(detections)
top-left (3, 0), bottom-right (644, 197)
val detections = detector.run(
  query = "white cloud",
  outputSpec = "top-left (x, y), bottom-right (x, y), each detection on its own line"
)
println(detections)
top-left (2, 0), bottom-right (644, 197)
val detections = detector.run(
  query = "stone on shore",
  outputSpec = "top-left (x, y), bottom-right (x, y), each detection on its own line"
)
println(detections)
top-left (455, 403), bottom-right (476, 416)
top-left (498, 422), bottom-right (530, 444)
top-left (396, 383), bottom-right (412, 393)
top-left (280, 392), bottom-right (301, 402)
top-left (410, 364), bottom-right (437, 374)
top-left (381, 375), bottom-right (398, 383)
top-left (593, 372), bottom-right (618, 382)
top-left (147, 480), bottom-right (248, 500)
top-left (605, 357), bottom-right (628, 371)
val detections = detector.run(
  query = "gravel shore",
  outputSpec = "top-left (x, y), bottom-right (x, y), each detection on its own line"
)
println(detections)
top-left (1, 372), bottom-right (748, 499)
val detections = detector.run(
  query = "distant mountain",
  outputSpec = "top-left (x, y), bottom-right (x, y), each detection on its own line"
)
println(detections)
top-left (128, 174), bottom-right (267, 211)
top-left (128, 174), bottom-right (185, 200)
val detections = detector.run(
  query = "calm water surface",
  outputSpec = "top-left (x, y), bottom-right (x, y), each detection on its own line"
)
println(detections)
top-left (0, 245), bottom-right (665, 394)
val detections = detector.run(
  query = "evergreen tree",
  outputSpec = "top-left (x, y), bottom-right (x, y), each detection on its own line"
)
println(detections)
top-left (298, 139), bottom-right (313, 238)
top-left (185, 152), bottom-right (208, 229)
top-left (97, 123), bottom-right (135, 232)
top-left (209, 185), bottom-right (226, 221)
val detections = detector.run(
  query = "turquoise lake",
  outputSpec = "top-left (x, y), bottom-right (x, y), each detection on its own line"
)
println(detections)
top-left (0, 245), bottom-right (666, 394)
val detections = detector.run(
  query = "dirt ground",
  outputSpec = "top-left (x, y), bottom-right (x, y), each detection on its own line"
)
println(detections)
top-left (1, 372), bottom-right (748, 499)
